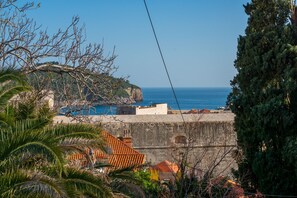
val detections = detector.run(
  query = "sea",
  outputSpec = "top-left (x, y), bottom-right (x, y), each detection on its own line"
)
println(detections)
top-left (87, 87), bottom-right (231, 115)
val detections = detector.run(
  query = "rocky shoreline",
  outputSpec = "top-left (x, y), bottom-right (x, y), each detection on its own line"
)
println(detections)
top-left (93, 86), bottom-right (143, 105)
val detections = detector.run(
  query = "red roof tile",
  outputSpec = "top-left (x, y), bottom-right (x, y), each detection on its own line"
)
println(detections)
top-left (199, 109), bottom-right (211, 113)
top-left (68, 131), bottom-right (145, 169)
top-left (153, 160), bottom-right (179, 173)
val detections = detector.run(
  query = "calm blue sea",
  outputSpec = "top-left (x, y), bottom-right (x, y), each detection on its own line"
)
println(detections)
top-left (89, 87), bottom-right (231, 115)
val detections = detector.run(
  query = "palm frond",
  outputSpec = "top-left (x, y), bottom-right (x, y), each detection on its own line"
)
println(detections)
top-left (0, 123), bottom-right (65, 175)
top-left (0, 69), bottom-right (31, 118)
top-left (94, 162), bottom-right (113, 169)
top-left (48, 124), bottom-right (106, 154)
top-left (0, 70), bottom-right (115, 197)
top-left (108, 166), bottom-right (147, 197)
top-left (0, 70), bottom-right (27, 85)
top-left (108, 166), bottom-right (140, 183)
top-left (0, 85), bottom-right (31, 108)
top-left (59, 137), bottom-right (105, 153)
top-left (13, 117), bottom-right (51, 131)
top-left (48, 124), bottom-right (102, 138)
top-left (0, 169), bottom-right (66, 198)
top-left (0, 115), bottom-right (11, 128)
top-left (62, 167), bottom-right (112, 198)
top-left (111, 182), bottom-right (146, 198)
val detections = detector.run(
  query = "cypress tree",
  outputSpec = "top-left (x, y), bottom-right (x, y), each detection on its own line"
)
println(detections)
top-left (229, 0), bottom-right (297, 195)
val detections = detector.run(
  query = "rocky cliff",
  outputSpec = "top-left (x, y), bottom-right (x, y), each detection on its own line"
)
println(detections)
top-left (125, 87), bottom-right (143, 102)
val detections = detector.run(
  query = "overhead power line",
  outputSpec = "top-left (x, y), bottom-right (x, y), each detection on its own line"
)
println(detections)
top-left (143, 1), bottom-right (297, 197)
top-left (143, 0), bottom-right (185, 123)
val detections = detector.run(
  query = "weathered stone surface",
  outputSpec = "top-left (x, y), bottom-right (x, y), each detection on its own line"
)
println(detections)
top-left (54, 113), bottom-right (237, 176)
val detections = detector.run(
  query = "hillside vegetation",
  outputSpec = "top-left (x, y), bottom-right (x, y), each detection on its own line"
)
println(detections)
top-left (26, 64), bottom-right (143, 106)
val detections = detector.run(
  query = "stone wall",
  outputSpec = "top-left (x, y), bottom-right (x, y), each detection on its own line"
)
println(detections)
top-left (100, 113), bottom-right (237, 177)
top-left (54, 113), bottom-right (237, 176)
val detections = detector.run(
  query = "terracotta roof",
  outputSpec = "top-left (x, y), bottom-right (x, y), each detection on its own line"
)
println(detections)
top-left (153, 160), bottom-right (179, 173)
top-left (109, 154), bottom-right (145, 168)
top-left (210, 177), bottom-right (264, 198)
top-left (101, 131), bottom-right (140, 155)
top-left (68, 131), bottom-right (145, 169)
top-left (150, 160), bottom-right (179, 182)
top-left (199, 109), bottom-right (211, 113)
top-left (187, 109), bottom-right (198, 114)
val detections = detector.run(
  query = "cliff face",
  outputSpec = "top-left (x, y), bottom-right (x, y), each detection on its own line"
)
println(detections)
top-left (125, 87), bottom-right (143, 102)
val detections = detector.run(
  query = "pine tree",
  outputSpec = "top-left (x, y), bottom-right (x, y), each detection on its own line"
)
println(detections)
top-left (229, 0), bottom-right (297, 195)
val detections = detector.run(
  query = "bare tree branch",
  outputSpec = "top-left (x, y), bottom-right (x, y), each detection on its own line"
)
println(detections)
top-left (0, 0), bottom-right (125, 119)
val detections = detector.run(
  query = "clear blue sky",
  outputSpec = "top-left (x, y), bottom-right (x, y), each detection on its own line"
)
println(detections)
top-left (27, 0), bottom-right (249, 88)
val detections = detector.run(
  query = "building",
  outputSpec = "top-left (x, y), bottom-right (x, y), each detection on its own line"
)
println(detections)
top-left (150, 160), bottom-right (179, 182)
top-left (100, 113), bottom-right (237, 177)
top-left (9, 89), bottom-right (54, 109)
top-left (117, 103), bottom-right (167, 115)
top-left (54, 113), bottom-right (237, 177)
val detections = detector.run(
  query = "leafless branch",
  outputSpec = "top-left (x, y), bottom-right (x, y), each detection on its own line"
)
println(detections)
top-left (0, 0), bottom-right (126, 120)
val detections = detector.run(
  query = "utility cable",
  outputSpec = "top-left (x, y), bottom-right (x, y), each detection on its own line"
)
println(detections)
top-left (143, 0), bottom-right (185, 123)
top-left (143, 2), bottom-right (297, 198)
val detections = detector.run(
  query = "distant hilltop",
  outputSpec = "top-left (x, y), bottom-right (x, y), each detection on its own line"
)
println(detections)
top-left (27, 62), bottom-right (143, 105)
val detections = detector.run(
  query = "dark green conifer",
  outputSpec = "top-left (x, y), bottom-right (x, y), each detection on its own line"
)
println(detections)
top-left (229, 0), bottom-right (297, 195)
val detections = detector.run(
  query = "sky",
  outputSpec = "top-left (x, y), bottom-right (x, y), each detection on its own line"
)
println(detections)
top-left (27, 0), bottom-right (249, 88)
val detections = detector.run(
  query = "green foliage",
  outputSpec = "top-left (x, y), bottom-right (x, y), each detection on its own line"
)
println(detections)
top-left (113, 88), bottom-right (130, 98)
top-left (0, 118), bottom-right (110, 197)
top-left (229, 0), bottom-right (297, 195)
top-left (27, 70), bottom-right (139, 103)
top-left (172, 174), bottom-right (229, 198)
top-left (0, 69), bottom-right (148, 198)
top-left (134, 170), bottom-right (160, 197)
top-left (0, 70), bottom-right (113, 197)
top-left (107, 166), bottom-right (146, 198)
top-left (62, 167), bottom-right (111, 198)
top-left (0, 69), bottom-right (31, 112)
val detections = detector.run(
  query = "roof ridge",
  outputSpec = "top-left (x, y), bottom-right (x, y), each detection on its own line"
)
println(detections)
top-left (102, 130), bottom-right (142, 155)
top-left (68, 130), bottom-right (145, 169)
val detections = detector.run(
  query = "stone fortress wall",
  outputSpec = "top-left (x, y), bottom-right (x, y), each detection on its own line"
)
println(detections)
top-left (54, 112), bottom-right (237, 176)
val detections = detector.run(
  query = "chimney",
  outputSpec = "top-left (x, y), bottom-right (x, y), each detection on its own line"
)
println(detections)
top-left (123, 129), bottom-right (132, 147)
top-left (123, 137), bottom-right (132, 147)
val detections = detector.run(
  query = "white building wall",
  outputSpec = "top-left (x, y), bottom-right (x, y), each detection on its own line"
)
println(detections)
top-left (135, 104), bottom-right (167, 115)
top-left (43, 90), bottom-right (54, 109)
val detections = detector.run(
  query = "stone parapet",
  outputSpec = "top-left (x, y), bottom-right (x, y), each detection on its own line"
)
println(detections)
top-left (54, 112), bottom-right (237, 177)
